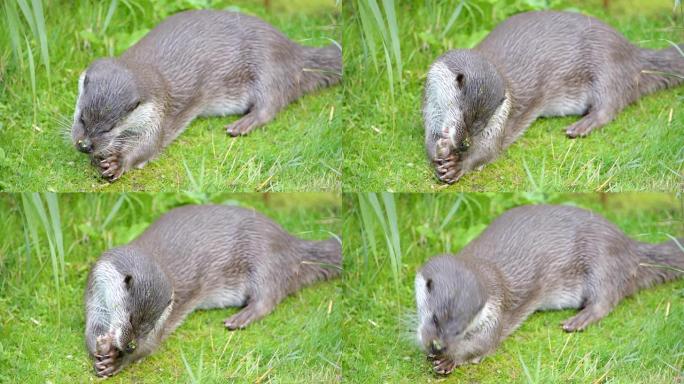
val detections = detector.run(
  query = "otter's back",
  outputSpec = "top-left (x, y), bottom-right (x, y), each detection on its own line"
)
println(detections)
top-left (476, 11), bottom-right (640, 114)
top-left (121, 10), bottom-right (301, 113)
top-left (130, 205), bottom-right (294, 282)
top-left (459, 205), bottom-right (639, 308)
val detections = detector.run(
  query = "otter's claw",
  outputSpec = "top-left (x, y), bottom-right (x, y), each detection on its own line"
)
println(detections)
top-left (433, 138), bottom-right (465, 184)
top-left (94, 333), bottom-right (121, 377)
top-left (97, 156), bottom-right (124, 181)
top-left (432, 356), bottom-right (457, 375)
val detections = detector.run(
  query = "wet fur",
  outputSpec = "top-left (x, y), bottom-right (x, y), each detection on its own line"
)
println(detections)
top-left (423, 11), bottom-right (684, 183)
top-left (71, 10), bottom-right (342, 180)
top-left (84, 204), bottom-right (341, 377)
top-left (416, 204), bottom-right (684, 374)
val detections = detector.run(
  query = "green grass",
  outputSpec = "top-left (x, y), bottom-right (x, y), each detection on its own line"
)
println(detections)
top-left (342, 192), bottom-right (684, 383)
top-left (343, 0), bottom-right (684, 192)
top-left (0, 0), bottom-right (341, 192)
top-left (0, 192), bottom-right (342, 382)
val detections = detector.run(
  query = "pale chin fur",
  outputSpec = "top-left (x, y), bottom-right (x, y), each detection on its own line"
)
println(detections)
top-left (151, 293), bottom-right (174, 339)
top-left (461, 299), bottom-right (497, 339)
top-left (423, 61), bottom-right (462, 145)
top-left (478, 92), bottom-right (511, 142)
top-left (414, 273), bottom-right (429, 345)
top-left (86, 261), bottom-right (128, 347)
top-left (73, 72), bottom-right (86, 124)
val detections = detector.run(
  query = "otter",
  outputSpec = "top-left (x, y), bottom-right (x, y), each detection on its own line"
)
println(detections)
top-left (71, 10), bottom-right (342, 180)
top-left (415, 204), bottom-right (683, 374)
top-left (84, 204), bottom-right (341, 377)
top-left (423, 11), bottom-right (684, 183)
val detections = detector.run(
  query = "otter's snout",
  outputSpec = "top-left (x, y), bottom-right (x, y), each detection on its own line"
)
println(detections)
top-left (76, 137), bottom-right (94, 153)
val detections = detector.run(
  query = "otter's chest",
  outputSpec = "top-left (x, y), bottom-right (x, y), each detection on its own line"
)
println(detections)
top-left (538, 87), bottom-right (591, 117)
top-left (195, 283), bottom-right (248, 309)
top-left (198, 93), bottom-right (251, 117)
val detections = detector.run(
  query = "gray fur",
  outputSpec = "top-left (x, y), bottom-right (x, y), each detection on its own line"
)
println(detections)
top-left (416, 204), bottom-right (684, 374)
top-left (424, 11), bottom-right (684, 183)
top-left (84, 204), bottom-right (341, 377)
top-left (71, 10), bottom-right (342, 180)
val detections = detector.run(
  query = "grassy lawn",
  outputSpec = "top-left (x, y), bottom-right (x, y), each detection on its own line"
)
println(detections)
top-left (343, 0), bottom-right (684, 192)
top-left (0, 0), bottom-right (341, 192)
top-left (342, 192), bottom-right (684, 383)
top-left (0, 192), bottom-right (342, 382)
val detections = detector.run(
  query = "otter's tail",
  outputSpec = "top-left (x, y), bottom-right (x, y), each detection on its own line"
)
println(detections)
top-left (300, 43), bottom-right (342, 93)
top-left (636, 237), bottom-right (684, 289)
top-left (296, 236), bottom-right (342, 288)
top-left (638, 45), bottom-right (684, 96)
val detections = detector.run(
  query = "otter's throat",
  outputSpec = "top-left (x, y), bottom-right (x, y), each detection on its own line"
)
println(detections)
top-left (472, 92), bottom-right (511, 145)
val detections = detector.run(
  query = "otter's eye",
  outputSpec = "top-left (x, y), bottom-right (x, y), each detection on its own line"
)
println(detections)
top-left (125, 341), bottom-right (136, 353)
top-left (432, 314), bottom-right (439, 327)
top-left (79, 115), bottom-right (86, 126)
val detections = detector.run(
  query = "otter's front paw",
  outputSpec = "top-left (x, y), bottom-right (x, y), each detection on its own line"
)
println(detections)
top-left (432, 356), bottom-right (458, 375)
top-left (94, 334), bottom-right (121, 377)
top-left (98, 155), bottom-right (124, 181)
top-left (433, 138), bottom-right (464, 184)
top-left (435, 157), bottom-right (464, 184)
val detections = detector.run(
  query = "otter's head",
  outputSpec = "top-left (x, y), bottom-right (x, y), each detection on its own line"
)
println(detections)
top-left (71, 59), bottom-right (161, 174)
top-left (91, 248), bottom-right (174, 365)
top-left (422, 50), bottom-right (508, 166)
top-left (415, 255), bottom-right (488, 358)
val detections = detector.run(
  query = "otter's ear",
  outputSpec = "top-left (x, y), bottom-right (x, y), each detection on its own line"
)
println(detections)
top-left (83, 73), bottom-right (89, 89)
top-left (426, 278), bottom-right (433, 293)
top-left (455, 73), bottom-right (465, 89)
top-left (124, 274), bottom-right (132, 289)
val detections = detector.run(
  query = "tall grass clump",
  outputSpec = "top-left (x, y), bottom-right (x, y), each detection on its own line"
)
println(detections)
top-left (6, 0), bottom-right (50, 77)
top-left (355, 0), bottom-right (402, 102)
top-left (3, 0), bottom-right (51, 122)
top-left (20, 193), bottom-right (65, 324)
top-left (357, 193), bottom-right (402, 289)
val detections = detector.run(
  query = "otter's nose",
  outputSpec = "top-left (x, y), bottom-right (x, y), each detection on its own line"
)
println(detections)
top-left (77, 138), bottom-right (93, 153)
top-left (430, 339), bottom-right (445, 355)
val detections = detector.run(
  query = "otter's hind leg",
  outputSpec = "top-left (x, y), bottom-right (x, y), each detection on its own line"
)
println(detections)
top-left (225, 101), bottom-right (280, 137)
top-left (565, 106), bottom-right (617, 138)
top-left (565, 74), bottom-right (630, 138)
top-left (562, 300), bottom-right (615, 332)
top-left (223, 297), bottom-right (278, 330)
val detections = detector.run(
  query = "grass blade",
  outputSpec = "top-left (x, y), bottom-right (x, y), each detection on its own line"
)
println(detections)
top-left (44, 193), bottom-right (64, 282)
top-left (20, 194), bottom-right (42, 265)
top-left (440, 194), bottom-right (464, 230)
top-left (381, 0), bottom-right (402, 80)
top-left (357, 0), bottom-right (379, 70)
top-left (357, 193), bottom-right (378, 267)
top-left (16, 0), bottom-right (37, 40)
top-left (4, 1), bottom-right (25, 67)
top-left (31, 0), bottom-right (50, 83)
top-left (102, 0), bottom-right (119, 35)
top-left (102, 194), bottom-right (126, 229)
top-left (25, 36), bottom-right (37, 123)
top-left (381, 192), bottom-right (401, 271)
top-left (441, 0), bottom-right (465, 39)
